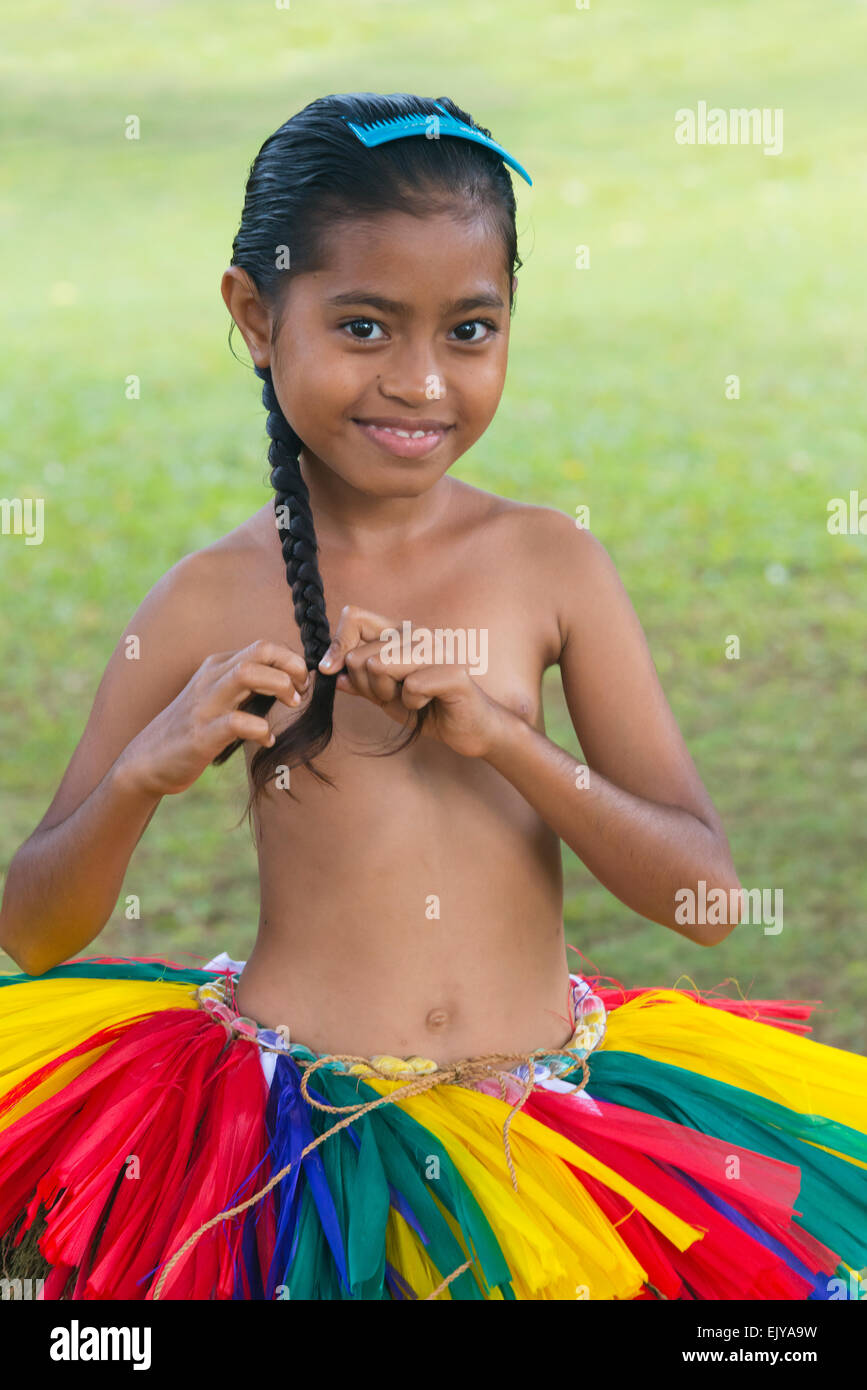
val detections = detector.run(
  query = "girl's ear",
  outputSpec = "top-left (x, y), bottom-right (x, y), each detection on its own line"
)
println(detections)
top-left (511, 274), bottom-right (518, 297)
top-left (221, 267), bottom-right (272, 368)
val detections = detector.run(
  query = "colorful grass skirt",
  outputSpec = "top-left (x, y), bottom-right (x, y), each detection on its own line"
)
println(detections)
top-left (1, 952), bottom-right (866, 1300)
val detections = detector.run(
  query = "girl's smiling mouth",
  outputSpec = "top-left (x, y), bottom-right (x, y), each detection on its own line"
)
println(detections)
top-left (352, 417), bottom-right (453, 459)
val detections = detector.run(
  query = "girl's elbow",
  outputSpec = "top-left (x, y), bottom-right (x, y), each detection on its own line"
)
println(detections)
top-left (0, 935), bottom-right (51, 977)
top-left (0, 912), bottom-right (57, 978)
top-left (696, 919), bottom-right (738, 947)
top-left (672, 870), bottom-right (743, 946)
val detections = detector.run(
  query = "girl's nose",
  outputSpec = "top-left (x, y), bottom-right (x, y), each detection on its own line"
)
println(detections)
top-left (377, 346), bottom-right (445, 405)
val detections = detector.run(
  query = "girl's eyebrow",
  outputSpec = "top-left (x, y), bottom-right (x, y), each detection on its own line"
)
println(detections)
top-left (324, 289), bottom-right (506, 315)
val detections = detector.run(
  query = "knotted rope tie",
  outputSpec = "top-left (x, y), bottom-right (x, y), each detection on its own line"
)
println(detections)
top-left (152, 1044), bottom-right (590, 1301)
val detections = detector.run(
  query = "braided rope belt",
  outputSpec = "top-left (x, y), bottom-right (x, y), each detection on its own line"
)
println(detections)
top-left (194, 971), bottom-right (608, 1077)
top-left (153, 974), bottom-right (607, 1301)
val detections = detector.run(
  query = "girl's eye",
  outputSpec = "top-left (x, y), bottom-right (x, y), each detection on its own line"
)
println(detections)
top-left (339, 317), bottom-right (498, 343)
top-left (341, 318), bottom-right (386, 341)
top-left (450, 319), bottom-right (498, 343)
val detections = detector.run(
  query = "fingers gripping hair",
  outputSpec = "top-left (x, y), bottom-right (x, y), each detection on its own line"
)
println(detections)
top-left (212, 367), bottom-right (427, 811)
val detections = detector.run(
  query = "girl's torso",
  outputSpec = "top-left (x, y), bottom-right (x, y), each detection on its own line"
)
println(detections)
top-left (221, 479), bottom-right (571, 1063)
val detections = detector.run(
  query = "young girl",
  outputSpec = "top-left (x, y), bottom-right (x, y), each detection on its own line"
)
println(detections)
top-left (1, 92), bottom-right (865, 1302)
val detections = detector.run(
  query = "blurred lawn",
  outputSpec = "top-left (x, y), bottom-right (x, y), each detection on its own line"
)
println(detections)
top-left (0, 1), bottom-right (864, 1047)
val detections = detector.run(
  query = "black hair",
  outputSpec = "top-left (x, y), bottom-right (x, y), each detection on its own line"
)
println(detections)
top-left (212, 92), bottom-right (524, 809)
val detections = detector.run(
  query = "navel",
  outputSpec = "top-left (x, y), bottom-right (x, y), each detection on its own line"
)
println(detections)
top-left (425, 1007), bottom-right (451, 1031)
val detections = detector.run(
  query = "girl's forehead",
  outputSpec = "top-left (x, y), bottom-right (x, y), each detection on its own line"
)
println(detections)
top-left (310, 208), bottom-right (509, 289)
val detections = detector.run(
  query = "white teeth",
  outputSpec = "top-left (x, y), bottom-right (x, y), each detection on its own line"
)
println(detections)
top-left (369, 425), bottom-right (440, 438)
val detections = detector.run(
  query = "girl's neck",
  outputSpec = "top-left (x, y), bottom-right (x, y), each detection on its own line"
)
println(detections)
top-left (298, 447), bottom-right (456, 554)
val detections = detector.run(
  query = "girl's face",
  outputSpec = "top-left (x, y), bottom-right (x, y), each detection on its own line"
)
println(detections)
top-left (227, 209), bottom-right (515, 504)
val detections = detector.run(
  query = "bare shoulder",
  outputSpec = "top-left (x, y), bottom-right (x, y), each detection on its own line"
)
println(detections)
top-left (449, 483), bottom-right (614, 642)
top-left (157, 503), bottom-right (282, 647)
top-left (30, 507), bottom-right (277, 834)
top-left (199, 500), bottom-right (275, 563)
top-left (183, 501), bottom-right (275, 578)
top-left (494, 498), bottom-right (609, 565)
top-left (450, 479), bottom-right (603, 558)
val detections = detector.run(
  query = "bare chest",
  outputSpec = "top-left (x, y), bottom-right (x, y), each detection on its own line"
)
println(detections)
top-left (258, 537), bottom-right (559, 734)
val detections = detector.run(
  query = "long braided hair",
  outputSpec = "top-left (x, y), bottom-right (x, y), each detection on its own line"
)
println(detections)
top-left (212, 93), bottom-right (523, 806)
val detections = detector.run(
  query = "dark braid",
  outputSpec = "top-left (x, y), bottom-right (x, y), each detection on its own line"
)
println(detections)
top-left (261, 364), bottom-right (331, 669)
top-left (211, 365), bottom-right (335, 787)
top-left (212, 92), bottom-right (522, 808)
top-left (212, 364), bottom-right (429, 798)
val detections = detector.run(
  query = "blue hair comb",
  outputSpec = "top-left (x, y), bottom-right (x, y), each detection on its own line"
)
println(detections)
top-left (343, 101), bottom-right (532, 186)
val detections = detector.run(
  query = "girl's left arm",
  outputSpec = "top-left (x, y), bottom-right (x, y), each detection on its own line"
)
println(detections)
top-left (482, 516), bottom-right (741, 945)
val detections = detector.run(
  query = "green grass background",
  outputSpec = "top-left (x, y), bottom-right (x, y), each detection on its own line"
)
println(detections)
top-left (1, 1), bottom-right (864, 1047)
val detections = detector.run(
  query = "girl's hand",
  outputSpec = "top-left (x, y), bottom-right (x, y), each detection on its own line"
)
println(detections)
top-left (117, 640), bottom-right (310, 797)
top-left (318, 605), bottom-right (508, 759)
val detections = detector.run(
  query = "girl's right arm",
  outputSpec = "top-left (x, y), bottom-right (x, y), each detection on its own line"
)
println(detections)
top-left (0, 554), bottom-right (308, 976)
